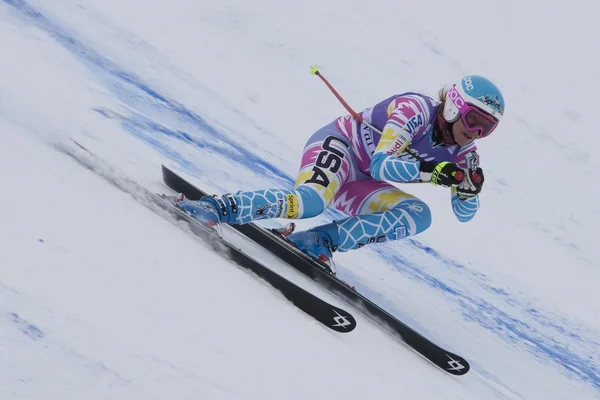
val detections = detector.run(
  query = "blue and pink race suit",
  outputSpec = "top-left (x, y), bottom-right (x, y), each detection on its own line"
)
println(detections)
top-left (215, 93), bottom-right (480, 251)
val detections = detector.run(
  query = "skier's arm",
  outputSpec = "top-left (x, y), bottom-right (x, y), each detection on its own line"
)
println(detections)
top-left (450, 146), bottom-right (482, 222)
top-left (451, 188), bottom-right (479, 222)
top-left (369, 96), bottom-right (429, 182)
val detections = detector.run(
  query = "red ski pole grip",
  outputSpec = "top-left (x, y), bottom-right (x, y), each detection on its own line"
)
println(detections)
top-left (452, 171), bottom-right (465, 182)
top-left (471, 173), bottom-right (482, 184)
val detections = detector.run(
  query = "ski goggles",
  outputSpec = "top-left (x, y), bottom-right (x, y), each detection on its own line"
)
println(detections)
top-left (448, 86), bottom-right (499, 138)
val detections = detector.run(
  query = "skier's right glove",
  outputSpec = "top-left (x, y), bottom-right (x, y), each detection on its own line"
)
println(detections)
top-left (419, 161), bottom-right (464, 187)
top-left (455, 167), bottom-right (485, 199)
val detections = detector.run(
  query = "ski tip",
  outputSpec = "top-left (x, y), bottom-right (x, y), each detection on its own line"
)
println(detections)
top-left (329, 308), bottom-right (357, 333)
top-left (442, 353), bottom-right (470, 375)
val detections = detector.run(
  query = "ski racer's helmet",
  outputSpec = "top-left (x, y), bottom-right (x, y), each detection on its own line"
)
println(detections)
top-left (443, 75), bottom-right (505, 138)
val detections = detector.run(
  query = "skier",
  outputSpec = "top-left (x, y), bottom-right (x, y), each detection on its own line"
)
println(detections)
top-left (173, 75), bottom-right (505, 266)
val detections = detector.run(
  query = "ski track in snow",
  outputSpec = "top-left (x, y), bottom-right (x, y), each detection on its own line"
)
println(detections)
top-left (0, 282), bottom-right (257, 400)
top-left (2, 0), bottom-right (599, 397)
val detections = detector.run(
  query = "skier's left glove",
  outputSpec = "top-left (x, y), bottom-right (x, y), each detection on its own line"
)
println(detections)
top-left (419, 161), bottom-right (465, 187)
top-left (455, 168), bottom-right (485, 200)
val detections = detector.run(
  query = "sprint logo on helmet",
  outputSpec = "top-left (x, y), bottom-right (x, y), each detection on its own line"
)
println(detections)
top-left (479, 94), bottom-right (504, 115)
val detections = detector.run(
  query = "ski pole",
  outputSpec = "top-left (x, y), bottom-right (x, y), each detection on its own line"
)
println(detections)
top-left (309, 66), bottom-right (466, 183)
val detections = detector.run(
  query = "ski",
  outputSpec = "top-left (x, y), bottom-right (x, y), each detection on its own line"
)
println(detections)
top-left (58, 141), bottom-right (357, 333)
top-left (162, 165), bottom-right (471, 376)
top-left (151, 194), bottom-right (357, 334)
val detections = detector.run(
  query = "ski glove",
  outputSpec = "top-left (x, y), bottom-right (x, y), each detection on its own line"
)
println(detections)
top-left (456, 167), bottom-right (485, 199)
top-left (419, 161), bottom-right (464, 187)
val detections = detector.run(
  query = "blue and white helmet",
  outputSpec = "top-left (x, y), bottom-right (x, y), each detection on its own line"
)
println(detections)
top-left (443, 75), bottom-right (505, 123)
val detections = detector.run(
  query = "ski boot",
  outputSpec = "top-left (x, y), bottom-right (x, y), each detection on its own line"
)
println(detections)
top-left (286, 222), bottom-right (339, 275)
top-left (169, 194), bottom-right (225, 232)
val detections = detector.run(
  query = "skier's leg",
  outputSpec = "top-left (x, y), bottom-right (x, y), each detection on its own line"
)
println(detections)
top-left (335, 180), bottom-right (432, 251)
top-left (288, 180), bottom-right (432, 254)
top-left (175, 122), bottom-right (358, 225)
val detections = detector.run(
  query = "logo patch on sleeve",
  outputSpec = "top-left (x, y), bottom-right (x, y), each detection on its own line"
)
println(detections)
top-left (285, 194), bottom-right (299, 219)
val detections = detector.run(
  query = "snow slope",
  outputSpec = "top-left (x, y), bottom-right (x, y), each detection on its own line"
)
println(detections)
top-left (1, 0), bottom-right (598, 399)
